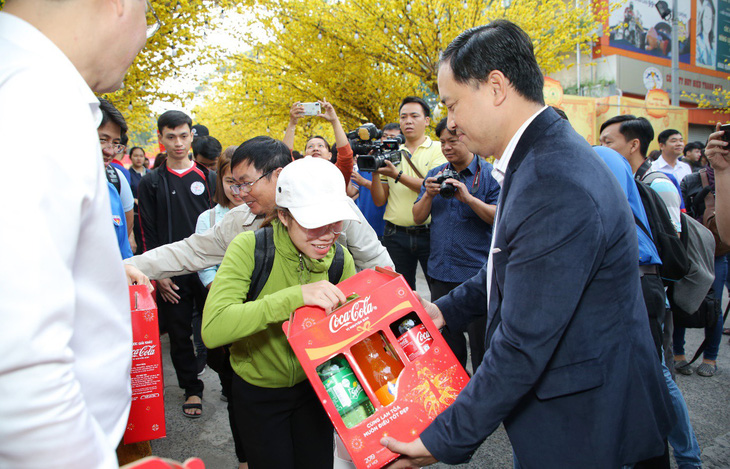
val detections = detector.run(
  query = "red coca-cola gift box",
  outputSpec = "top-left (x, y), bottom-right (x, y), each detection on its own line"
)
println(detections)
top-left (124, 285), bottom-right (166, 444)
top-left (284, 268), bottom-right (470, 469)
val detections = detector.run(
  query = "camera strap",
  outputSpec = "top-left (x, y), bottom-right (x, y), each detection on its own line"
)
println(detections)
top-left (401, 149), bottom-right (424, 179)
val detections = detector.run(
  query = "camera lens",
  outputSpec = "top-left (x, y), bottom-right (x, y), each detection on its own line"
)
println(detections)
top-left (439, 182), bottom-right (457, 198)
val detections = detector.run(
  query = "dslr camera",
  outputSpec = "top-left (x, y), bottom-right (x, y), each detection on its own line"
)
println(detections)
top-left (435, 169), bottom-right (460, 198)
top-left (347, 123), bottom-right (405, 172)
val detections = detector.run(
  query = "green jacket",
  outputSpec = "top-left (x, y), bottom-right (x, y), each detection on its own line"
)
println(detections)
top-left (202, 220), bottom-right (356, 388)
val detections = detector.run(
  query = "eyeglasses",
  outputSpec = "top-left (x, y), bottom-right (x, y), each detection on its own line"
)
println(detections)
top-left (100, 137), bottom-right (126, 154)
top-left (229, 169), bottom-right (273, 195)
top-left (302, 222), bottom-right (344, 240)
top-left (146, 0), bottom-right (161, 39)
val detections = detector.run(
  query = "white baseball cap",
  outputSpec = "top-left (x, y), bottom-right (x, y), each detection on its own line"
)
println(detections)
top-left (276, 156), bottom-right (359, 229)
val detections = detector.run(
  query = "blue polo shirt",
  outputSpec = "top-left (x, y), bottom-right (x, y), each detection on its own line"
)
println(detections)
top-left (353, 170), bottom-right (386, 237)
top-left (593, 146), bottom-right (660, 266)
top-left (416, 156), bottom-right (500, 283)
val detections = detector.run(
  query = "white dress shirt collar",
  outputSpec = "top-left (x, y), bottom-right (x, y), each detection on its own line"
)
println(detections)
top-left (491, 106), bottom-right (548, 186)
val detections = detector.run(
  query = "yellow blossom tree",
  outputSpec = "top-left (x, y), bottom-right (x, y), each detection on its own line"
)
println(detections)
top-left (195, 0), bottom-right (602, 149)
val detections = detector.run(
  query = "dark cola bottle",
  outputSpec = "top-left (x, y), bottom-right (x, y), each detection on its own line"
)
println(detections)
top-left (396, 317), bottom-right (433, 361)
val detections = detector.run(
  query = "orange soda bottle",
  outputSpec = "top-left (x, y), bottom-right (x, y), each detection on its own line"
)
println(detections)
top-left (350, 333), bottom-right (404, 406)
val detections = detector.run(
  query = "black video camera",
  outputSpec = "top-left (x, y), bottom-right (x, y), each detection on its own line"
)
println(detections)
top-left (435, 169), bottom-right (460, 198)
top-left (347, 123), bottom-right (405, 172)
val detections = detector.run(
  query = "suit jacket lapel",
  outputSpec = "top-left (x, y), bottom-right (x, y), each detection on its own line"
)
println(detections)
top-left (484, 107), bottom-right (560, 348)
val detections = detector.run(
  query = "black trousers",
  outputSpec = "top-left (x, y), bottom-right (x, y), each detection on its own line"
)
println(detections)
top-left (157, 273), bottom-right (205, 398)
top-left (431, 279), bottom-right (487, 372)
top-left (382, 222), bottom-right (432, 293)
top-left (218, 357), bottom-right (246, 463)
top-left (231, 374), bottom-right (333, 469)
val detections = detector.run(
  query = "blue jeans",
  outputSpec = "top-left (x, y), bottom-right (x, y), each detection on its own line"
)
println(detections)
top-left (662, 352), bottom-right (702, 468)
top-left (382, 222), bottom-right (431, 292)
top-left (674, 255), bottom-right (727, 361)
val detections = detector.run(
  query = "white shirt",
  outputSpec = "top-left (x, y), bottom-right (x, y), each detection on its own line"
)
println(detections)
top-left (487, 106), bottom-right (548, 305)
top-left (651, 155), bottom-right (692, 185)
top-left (0, 12), bottom-right (131, 468)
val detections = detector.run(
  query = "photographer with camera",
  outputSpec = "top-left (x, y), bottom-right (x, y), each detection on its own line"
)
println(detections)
top-left (349, 123), bottom-right (401, 238)
top-left (370, 96), bottom-right (447, 291)
top-left (412, 118), bottom-right (500, 371)
top-left (283, 99), bottom-right (354, 185)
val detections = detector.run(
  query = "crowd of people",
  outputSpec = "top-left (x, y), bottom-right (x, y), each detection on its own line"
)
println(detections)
top-left (3, 1), bottom-right (730, 468)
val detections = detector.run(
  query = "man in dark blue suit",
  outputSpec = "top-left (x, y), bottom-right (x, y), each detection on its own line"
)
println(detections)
top-left (382, 20), bottom-right (673, 468)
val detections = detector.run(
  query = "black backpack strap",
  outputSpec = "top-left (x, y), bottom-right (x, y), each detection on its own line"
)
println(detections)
top-left (247, 225), bottom-right (276, 302)
top-left (328, 242), bottom-right (345, 284)
top-left (105, 164), bottom-right (122, 194)
top-left (634, 214), bottom-right (653, 242)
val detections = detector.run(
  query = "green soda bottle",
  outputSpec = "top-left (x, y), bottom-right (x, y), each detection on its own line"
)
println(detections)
top-left (318, 355), bottom-right (375, 428)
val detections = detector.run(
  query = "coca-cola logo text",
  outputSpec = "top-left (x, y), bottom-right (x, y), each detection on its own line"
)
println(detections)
top-left (329, 297), bottom-right (373, 333)
top-left (132, 345), bottom-right (157, 358)
top-left (415, 330), bottom-right (432, 345)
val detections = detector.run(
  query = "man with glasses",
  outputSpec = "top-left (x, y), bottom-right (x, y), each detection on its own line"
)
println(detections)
top-left (99, 98), bottom-right (135, 242)
top-left (124, 141), bottom-right (392, 290)
top-left (137, 110), bottom-right (216, 418)
top-left (0, 0), bottom-right (158, 467)
top-left (98, 98), bottom-right (135, 258)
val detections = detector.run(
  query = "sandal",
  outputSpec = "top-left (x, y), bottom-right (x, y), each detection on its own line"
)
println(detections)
top-left (182, 401), bottom-right (202, 419)
top-left (723, 328), bottom-right (730, 336)
top-left (696, 362), bottom-right (717, 377)
top-left (674, 360), bottom-right (693, 375)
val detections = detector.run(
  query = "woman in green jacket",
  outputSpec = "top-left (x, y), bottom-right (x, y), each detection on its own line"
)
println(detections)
top-left (203, 142), bottom-right (358, 469)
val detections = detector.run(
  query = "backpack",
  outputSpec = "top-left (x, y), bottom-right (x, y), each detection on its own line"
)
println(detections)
top-left (206, 225), bottom-right (345, 373)
top-left (105, 164), bottom-right (122, 194)
top-left (698, 169), bottom-right (730, 256)
top-left (669, 212), bottom-right (720, 366)
top-left (633, 175), bottom-right (690, 283)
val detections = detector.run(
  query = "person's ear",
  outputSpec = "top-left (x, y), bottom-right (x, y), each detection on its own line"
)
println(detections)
top-left (277, 210), bottom-right (289, 227)
top-left (486, 71), bottom-right (508, 107)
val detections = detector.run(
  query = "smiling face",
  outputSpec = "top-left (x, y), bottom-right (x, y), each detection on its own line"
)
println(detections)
top-left (158, 124), bottom-right (193, 162)
top-left (438, 127), bottom-right (471, 167)
top-left (660, 133), bottom-right (684, 158)
top-left (230, 160), bottom-right (278, 215)
top-left (304, 137), bottom-right (332, 160)
top-left (278, 210), bottom-right (340, 259)
top-left (599, 123), bottom-right (635, 159)
top-left (438, 62), bottom-right (503, 158)
top-left (221, 166), bottom-right (244, 207)
top-left (98, 120), bottom-right (122, 166)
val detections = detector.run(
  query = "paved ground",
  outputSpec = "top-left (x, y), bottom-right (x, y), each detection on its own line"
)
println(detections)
top-left (151, 267), bottom-right (730, 468)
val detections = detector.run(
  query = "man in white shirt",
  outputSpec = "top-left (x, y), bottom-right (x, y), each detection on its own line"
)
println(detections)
top-left (652, 128), bottom-right (692, 184)
top-left (0, 1), bottom-right (155, 467)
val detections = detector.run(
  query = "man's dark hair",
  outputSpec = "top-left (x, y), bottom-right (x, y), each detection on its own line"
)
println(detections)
top-left (98, 98), bottom-right (128, 140)
top-left (382, 123), bottom-right (401, 133)
top-left (435, 117), bottom-right (454, 138)
top-left (657, 128), bottom-right (681, 145)
top-left (157, 110), bottom-right (192, 133)
top-left (231, 136), bottom-right (292, 176)
top-left (120, 134), bottom-right (129, 147)
top-left (399, 96), bottom-right (431, 117)
top-left (440, 20), bottom-right (545, 105)
top-left (683, 141), bottom-right (704, 155)
top-left (600, 114), bottom-right (655, 158)
top-left (192, 135), bottom-right (222, 161)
